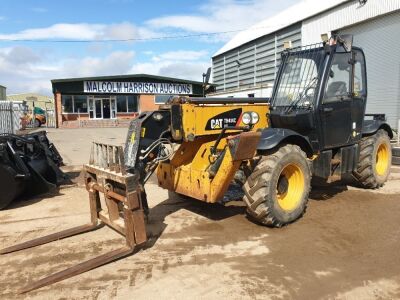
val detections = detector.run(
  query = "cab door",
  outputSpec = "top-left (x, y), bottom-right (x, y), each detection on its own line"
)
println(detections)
top-left (320, 52), bottom-right (353, 148)
top-left (350, 49), bottom-right (367, 143)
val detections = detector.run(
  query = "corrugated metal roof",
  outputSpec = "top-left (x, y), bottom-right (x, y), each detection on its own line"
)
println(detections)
top-left (213, 0), bottom-right (350, 57)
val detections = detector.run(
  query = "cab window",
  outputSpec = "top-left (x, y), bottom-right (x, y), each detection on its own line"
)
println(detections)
top-left (353, 50), bottom-right (365, 97)
top-left (323, 53), bottom-right (351, 103)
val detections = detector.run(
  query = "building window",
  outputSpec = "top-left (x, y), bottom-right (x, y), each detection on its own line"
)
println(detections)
top-left (154, 95), bottom-right (172, 105)
top-left (62, 94), bottom-right (139, 114)
top-left (62, 95), bottom-right (88, 113)
top-left (74, 95), bottom-right (88, 113)
top-left (127, 96), bottom-right (138, 112)
top-left (62, 95), bottom-right (73, 113)
top-left (117, 95), bottom-right (127, 112)
top-left (114, 95), bottom-right (138, 113)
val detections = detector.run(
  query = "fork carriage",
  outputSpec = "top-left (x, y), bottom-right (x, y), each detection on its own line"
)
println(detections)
top-left (0, 143), bottom-right (147, 294)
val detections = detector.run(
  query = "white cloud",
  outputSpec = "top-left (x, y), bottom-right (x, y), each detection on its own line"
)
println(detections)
top-left (0, 22), bottom-right (157, 41)
top-left (147, 0), bottom-right (298, 41)
top-left (0, 23), bottom-right (103, 40)
top-left (0, 0), bottom-right (297, 43)
top-left (32, 7), bottom-right (48, 13)
top-left (151, 50), bottom-right (208, 62)
top-left (99, 22), bottom-right (158, 40)
top-left (130, 61), bottom-right (209, 82)
top-left (0, 47), bottom-right (136, 94)
top-left (0, 0), bottom-right (300, 93)
top-left (0, 46), bottom-right (41, 65)
top-left (61, 51), bottom-right (136, 78)
top-left (0, 46), bottom-right (208, 94)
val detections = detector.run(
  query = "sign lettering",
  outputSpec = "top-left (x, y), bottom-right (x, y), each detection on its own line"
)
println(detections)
top-left (84, 81), bottom-right (193, 95)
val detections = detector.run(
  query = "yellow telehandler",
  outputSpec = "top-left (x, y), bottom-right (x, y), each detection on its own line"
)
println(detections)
top-left (1, 35), bottom-right (393, 293)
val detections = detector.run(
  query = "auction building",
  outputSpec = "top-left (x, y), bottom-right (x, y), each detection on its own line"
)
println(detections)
top-left (211, 0), bottom-right (400, 128)
top-left (51, 74), bottom-right (206, 128)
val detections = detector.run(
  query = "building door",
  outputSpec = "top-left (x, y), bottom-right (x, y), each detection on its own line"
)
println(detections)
top-left (101, 97), bottom-right (117, 119)
top-left (103, 99), bottom-right (110, 119)
top-left (94, 98), bottom-right (103, 119)
top-left (88, 96), bottom-right (117, 119)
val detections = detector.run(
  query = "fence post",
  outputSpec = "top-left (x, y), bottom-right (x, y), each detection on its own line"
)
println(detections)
top-left (9, 101), bottom-right (14, 134)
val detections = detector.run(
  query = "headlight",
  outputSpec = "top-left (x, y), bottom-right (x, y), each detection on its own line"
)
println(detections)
top-left (242, 112), bottom-right (251, 125)
top-left (152, 112), bottom-right (163, 121)
top-left (242, 111), bottom-right (259, 125)
top-left (251, 112), bottom-right (259, 124)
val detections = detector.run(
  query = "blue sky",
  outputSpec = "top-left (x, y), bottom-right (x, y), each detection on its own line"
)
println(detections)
top-left (0, 0), bottom-right (298, 94)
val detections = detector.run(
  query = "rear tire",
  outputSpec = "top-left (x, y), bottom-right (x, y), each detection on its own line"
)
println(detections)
top-left (243, 144), bottom-right (311, 227)
top-left (353, 129), bottom-right (391, 188)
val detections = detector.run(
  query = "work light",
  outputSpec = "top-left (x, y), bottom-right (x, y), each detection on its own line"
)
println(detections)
top-left (242, 112), bottom-right (252, 125)
top-left (242, 111), bottom-right (259, 125)
top-left (251, 112), bottom-right (259, 124)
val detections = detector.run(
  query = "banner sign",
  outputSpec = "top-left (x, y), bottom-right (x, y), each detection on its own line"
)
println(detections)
top-left (84, 81), bottom-right (192, 95)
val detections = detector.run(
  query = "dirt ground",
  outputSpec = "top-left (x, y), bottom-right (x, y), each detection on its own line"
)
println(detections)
top-left (1, 128), bottom-right (400, 299)
top-left (42, 128), bottom-right (129, 166)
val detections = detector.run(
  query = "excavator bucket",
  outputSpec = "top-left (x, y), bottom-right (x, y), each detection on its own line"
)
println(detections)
top-left (0, 131), bottom-right (66, 209)
top-left (0, 142), bottom-right (147, 293)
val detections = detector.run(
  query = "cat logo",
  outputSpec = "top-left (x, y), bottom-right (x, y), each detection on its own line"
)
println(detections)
top-left (210, 119), bottom-right (223, 129)
top-left (205, 108), bottom-right (242, 130)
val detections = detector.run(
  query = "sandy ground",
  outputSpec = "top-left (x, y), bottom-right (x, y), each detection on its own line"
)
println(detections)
top-left (43, 128), bottom-right (129, 166)
top-left (0, 128), bottom-right (400, 299)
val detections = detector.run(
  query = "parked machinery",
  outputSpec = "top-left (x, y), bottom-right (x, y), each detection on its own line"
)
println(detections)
top-left (0, 131), bottom-right (65, 209)
top-left (1, 35), bottom-right (393, 293)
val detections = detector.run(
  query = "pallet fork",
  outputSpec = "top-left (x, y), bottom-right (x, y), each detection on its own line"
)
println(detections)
top-left (0, 143), bottom-right (147, 293)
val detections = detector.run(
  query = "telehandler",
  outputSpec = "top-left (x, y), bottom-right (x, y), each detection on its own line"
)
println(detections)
top-left (1, 35), bottom-right (393, 293)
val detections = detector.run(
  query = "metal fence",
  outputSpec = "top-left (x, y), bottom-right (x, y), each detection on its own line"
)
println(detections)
top-left (0, 101), bottom-right (27, 134)
top-left (43, 108), bottom-right (56, 128)
top-left (0, 100), bottom-right (56, 133)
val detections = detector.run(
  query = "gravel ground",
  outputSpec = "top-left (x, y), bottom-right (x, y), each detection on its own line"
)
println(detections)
top-left (0, 128), bottom-right (399, 299)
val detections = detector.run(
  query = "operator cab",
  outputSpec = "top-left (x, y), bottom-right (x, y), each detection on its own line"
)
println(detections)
top-left (269, 35), bottom-right (367, 151)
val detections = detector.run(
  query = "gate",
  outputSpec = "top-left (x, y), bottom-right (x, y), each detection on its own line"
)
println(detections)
top-left (0, 101), bottom-right (26, 134)
top-left (44, 107), bottom-right (56, 128)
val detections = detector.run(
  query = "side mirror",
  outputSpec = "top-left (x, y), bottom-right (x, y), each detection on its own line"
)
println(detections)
top-left (338, 34), bottom-right (353, 52)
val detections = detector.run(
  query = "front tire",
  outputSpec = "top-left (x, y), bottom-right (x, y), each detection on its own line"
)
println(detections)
top-left (243, 144), bottom-right (311, 227)
top-left (353, 129), bottom-right (391, 188)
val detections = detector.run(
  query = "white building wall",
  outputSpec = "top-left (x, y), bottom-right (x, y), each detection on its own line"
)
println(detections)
top-left (302, 0), bottom-right (400, 45)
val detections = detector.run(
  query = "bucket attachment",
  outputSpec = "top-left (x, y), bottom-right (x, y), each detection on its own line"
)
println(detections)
top-left (0, 131), bottom-right (66, 209)
top-left (0, 142), bottom-right (147, 293)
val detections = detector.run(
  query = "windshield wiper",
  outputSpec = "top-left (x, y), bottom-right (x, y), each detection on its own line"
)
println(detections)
top-left (285, 77), bottom-right (318, 114)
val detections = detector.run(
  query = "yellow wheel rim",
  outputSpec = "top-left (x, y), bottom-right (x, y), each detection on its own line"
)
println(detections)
top-left (276, 163), bottom-right (305, 212)
top-left (376, 143), bottom-right (389, 176)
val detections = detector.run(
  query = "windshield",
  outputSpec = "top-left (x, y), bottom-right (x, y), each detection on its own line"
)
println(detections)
top-left (272, 47), bottom-right (325, 108)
